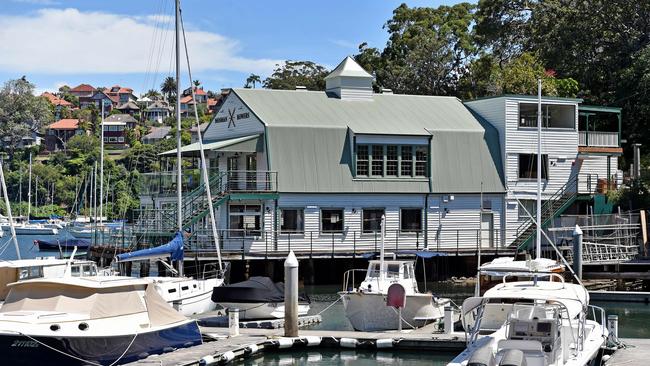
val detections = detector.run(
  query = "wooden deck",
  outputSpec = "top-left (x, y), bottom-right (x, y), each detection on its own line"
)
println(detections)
top-left (605, 338), bottom-right (650, 365)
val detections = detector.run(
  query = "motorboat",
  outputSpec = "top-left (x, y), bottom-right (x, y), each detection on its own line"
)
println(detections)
top-left (67, 224), bottom-right (94, 238)
top-left (212, 276), bottom-right (310, 320)
top-left (116, 232), bottom-right (226, 316)
top-left (339, 258), bottom-right (450, 331)
top-left (0, 222), bottom-right (58, 235)
top-left (0, 276), bottom-right (202, 365)
top-left (447, 273), bottom-right (607, 366)
top-left (478, 256), bottom-right (565, 294)
top-left (33, 238), bottom-right (90, 251)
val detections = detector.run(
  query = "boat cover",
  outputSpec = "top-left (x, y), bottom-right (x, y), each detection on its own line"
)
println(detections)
top-left (116, 231), bottom-right (184, 262)
top-left (35, 238), bottom-right (90, 249)
top-left (212, 276), bottom-right (309, 304)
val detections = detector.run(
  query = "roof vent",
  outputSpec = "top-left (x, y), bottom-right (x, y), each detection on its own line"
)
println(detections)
top-left (381, 88), bottom-right (393, 94)
top-left (295, 86), bottom-right (308, 91)
top-left (324, 56), bottom-right (374, 101)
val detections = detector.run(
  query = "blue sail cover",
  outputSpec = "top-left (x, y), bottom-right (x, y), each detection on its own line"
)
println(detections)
top-left (116, 232), bottom-right (184, 262)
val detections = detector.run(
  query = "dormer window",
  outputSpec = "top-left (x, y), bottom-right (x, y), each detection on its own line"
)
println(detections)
top-left (355, 143), bottom-right (428, 178)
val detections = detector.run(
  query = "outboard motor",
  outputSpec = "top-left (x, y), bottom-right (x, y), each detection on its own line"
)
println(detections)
top-left (468, 345), bottom-right (496, 366)
top-left (499, 349), bottom-right (527, 366)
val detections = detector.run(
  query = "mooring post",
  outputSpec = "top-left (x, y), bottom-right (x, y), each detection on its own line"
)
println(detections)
top-left (284, 250), bottom-right (299, 337)
top-left (573, 225), bottom-right (583, 280)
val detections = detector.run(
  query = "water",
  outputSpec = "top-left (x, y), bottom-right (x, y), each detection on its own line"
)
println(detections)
top-left (0, 230), bottom-right (81, 260)
top-left (238, 349), bottom-right (455, 366)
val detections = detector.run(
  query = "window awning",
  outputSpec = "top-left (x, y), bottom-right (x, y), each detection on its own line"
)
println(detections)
top-left (159, 134), bottom-right (263, 156)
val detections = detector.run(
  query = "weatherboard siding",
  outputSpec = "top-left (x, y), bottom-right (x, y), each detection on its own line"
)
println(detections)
top-left (203, 93), bottom-right (264, 142)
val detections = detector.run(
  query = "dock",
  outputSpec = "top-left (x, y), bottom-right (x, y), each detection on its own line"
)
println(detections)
top-left (124, 323), bottom-right (468, 366)
top-left (605, 338), bottom-right (650, 365)
top-left (589, 290), bottom-right (650, 303)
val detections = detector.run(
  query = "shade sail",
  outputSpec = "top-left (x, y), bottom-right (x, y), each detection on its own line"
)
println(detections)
top-left (116, 231), bottom-right (184, 262)
top-left (159, 134), bottom-right (262, 156)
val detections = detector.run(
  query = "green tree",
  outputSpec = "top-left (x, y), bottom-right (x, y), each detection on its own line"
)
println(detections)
top-left (263, 61), bottom-right (329, 90)
top-left (161, 76), bottom-right (177, 102)
top-left (0, 77), bottom-right (53, 155)
top-left (244, 74), bottom-right (261, 89)
top-left (143, 89), bottom-right (162, 99)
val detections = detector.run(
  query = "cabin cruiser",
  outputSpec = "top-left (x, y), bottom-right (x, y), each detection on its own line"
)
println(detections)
top-left (478, 256), bottom-right (565, 294)
top-left (0, 276), bottom-right (202, 365)
top-left (448, 273), bottom-right (607, 366)
top-left (339, 258), bottom-right (450, 331)
top-left (116, 231), bottom-right (225, 316)
top-left (212, 276), bottom-right (310, 320)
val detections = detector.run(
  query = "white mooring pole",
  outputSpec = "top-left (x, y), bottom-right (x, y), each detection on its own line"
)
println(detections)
top-left (284, 250), bottom-right (299, 337)
top-left (572, 225), bottom-right (583, 280)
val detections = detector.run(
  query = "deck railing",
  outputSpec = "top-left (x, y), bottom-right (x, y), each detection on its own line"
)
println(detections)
top-left (578, 131), bottom-right (619, 147)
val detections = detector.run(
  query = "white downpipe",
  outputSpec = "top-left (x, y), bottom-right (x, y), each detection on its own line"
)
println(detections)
top-left (0, 160), bottom-right (20, 259)
top-left (179, 11), bottom-right (223, 272)
top-left (536, 78), bottom-right (542, 260)
top-left (379, 214), bottom-right (386, 291)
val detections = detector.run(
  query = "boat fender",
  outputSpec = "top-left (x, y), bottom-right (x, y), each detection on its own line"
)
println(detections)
top-left (339, 338), bottom-right (359, 348)
top-left (244, 344), bottom-right (259, 355)
top-left (305, 336), bottom-right (322, 346)
top-left (220, 351), bottom-right (235, 363)
top-left (199, 355), bottom-right (216, 366)
top-left (375, 339), bottom-right (395, 348)
top-left (277, 337), bottom-right (294, 349)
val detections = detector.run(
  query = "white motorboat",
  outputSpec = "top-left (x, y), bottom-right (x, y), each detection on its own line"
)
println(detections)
top-left (212, 276), bottom-right (311, 320)
top-left (339, 258), bottom-right (449, 331)
top-left (447, 273), bottom-right (607, 366)
top-left (67, 224), bottom-right (94, 238)
top-left (1, 222), bottom-right (58, 235)
top-left (0, 276), bottom-right (202, 365)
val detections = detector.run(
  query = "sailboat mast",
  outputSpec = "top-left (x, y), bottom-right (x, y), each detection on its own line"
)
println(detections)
top-left (536, 78), bottom-right (542, 260)
top-left (27, 153), bottom-right (31, 223)
top-left (175, 0), bottom-right (184, 277)
top-left (99, 101), bottom-right (104, 226)
top-left (0, 160), bottom-right (20, 260)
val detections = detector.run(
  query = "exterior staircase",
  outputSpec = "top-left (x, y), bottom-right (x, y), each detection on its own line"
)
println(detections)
top-left (510, 176), bottom-right (579, 251)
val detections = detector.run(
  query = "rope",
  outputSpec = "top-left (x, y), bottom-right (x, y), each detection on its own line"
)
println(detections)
top-left (390, 306), bottom-right (416, 329)
top-left (315, 296), bottom-right (342, 316)
top-left (3, 329), bottom-right (139, 366)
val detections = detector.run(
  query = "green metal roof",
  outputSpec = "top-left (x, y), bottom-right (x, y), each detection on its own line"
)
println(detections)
top-left (233, 89), bottom-right (505, 194)
top-left (466, 94), bottom-right (583, 103)
top-left (159, 134), bottom-right (262, 156)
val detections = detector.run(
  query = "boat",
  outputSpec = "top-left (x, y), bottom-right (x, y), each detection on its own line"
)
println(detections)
top-left (338, 216), bottom-right (451, 331)
top-left (33, 238), bottom-right (90, 251)
top-left (0, 276), bottom-right (202, 365)
top-left (477, 256), bottom-right (565, 294)
top-left (67, 224), bottom-right (93, 238)
top-left (212, 276), bottom-right (310, 320)
top-left (116, 231), bottom-right (225, 316)
top-left (447, 273), bottom-right (607, 366)
top-left (0, 222), bottom-right (58, 235)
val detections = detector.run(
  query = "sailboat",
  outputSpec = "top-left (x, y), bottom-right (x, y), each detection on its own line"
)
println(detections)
top-left (338, 216), bottom-right (451, 331)
top-left (1, 154), bottom-right (58, 235)
top-left (115, 0), bottom-right (225, 317)
top-left (446, 81), bottom-right (608, 366)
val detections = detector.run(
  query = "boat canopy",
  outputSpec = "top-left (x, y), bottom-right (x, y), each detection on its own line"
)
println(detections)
top-left (212, 276), bottom-right (309, 304)
top-left (116, 232), bottom-right (184, 263)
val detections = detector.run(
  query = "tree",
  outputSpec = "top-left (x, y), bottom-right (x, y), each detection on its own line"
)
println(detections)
top-left (263, 61), bottom-right (329, 90)
top-left (193, 80), bottom-right (201, 87)
top-left (244, 74), bottom-right (261, 89)
top-left (161, 76), bottom-right (177, 102)
top-left (0, 77), bottom-right (53, 155)
top-left (143, 89), bottom-right (162, 99)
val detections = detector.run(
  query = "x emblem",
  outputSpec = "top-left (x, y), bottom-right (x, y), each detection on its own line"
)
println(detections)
top-left (227, 108), bottom-right (236, 128)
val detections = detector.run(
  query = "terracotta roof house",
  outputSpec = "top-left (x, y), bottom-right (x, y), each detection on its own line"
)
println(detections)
top-left (105, 85), bottom-right (136, 105)
top-left (89, 90), bottom-right (115, 113)
top-left (105, 114), bottom-right (138, 129)
top-left (41, 92), bottom-right (73, 108)
top-left (69, 84), bottom-right (96, 98)
top-left (182, 87), bottom-right (208, 104)
top-left (45, 118), bottom-right (84, 151)
top-left (143, 126), bottom-right (171, 144)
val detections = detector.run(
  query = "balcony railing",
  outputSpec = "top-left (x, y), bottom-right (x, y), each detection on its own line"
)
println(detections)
top-left (578, 131), bottom-right (619, 147)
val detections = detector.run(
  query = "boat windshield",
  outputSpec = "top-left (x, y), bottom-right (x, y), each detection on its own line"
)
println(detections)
top-left (18, 266), bottom-right (43, 280)
top-left (366, 263), bottom-right (402, 279)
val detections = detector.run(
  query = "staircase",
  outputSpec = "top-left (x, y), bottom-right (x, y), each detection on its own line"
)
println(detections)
top-left (179, 171), bottom-right (230, 229)
top-left (510, 176), bottom-right (579, 251)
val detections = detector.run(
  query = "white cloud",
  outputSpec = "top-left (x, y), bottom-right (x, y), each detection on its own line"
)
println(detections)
top-left (0, 8), bottom-right (280, 76)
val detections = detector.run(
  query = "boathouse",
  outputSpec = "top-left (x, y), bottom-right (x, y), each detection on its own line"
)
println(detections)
top-left (136, 56), bottom-right (622, 259)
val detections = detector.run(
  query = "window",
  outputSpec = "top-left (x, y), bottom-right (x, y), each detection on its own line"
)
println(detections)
top-left (229, 204), bottom-right (262, 237)
top-left (401, 146), bottom-right (413, 176)
top-left (108, 137), bottom-right (117, 142)
top-left (355, 144), bottom-right (428, 178)
top-left (371, 145), bottom-right (384, 176)
top-left (103, 137), bottom-right (109, 143)
top-left (415, 146), bottom-right (427, 177)
top-left (386, 145), bottom-right (398, 176)
top-left (281, 208), bottom-right (304, 234)
top-left (518, 200), bottom-right (536, 220)
top-left (519, 103), bottom-right (576, 129)
top-left (118, 137), bottom-right (124, 143)
top-left (400, 208), bottom-right (422, 233)
top-left (362, 208), bottom-right (384, 233)
top-left (518, 154), bottom-right (549, 180)
top-left (321, 209), bottom-right (344, 233)
top-left (356, 145), bottom-right (369, 176)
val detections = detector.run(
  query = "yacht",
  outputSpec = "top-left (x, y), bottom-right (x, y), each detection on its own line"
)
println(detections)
top-left (447, 273), bottom-right (607, 366)
top-left (339, 257), bottom-right (450, 331)
top-left (0, 276), bottom-right (202, 365)
top-left (212, 276), bottom-right (310, 320)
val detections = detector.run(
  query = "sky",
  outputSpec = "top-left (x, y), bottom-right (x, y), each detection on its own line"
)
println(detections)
top-left (0, 0), bottom-right (456, 96)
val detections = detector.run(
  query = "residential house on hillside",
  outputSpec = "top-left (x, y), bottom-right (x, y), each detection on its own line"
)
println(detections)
top-left (104, 85), bottom-right (136, 105)
top-left (102, 120), bottom-right (127, 147)
top-left (116, 101), bottom-right (140, 117)
top-left (142, 126), bottom-right (171, 144)
top-left (182, 87), bottom-right (208, 104)
top-left (41, 92), bottom-right (74, 120)
top-left (105, 114), bottom-right (137, 129)
top-left (70, 84), bottom-right (96, 108)
top-left (207, 97), bottom-right (220, 114)
top-left (90, 90), bottom-right (115, 114)
top-left (189, 122), bottom-right (208, 143)
top-left (180, 95), bottom-right (195, 117)
top-left (140, 56), bottom-right (620, 257)
top-left (45, 118), bottom-right (84, 151)
top-left (144, 101), bottom-right (172, 123)
top-left (136, 96), bottom-right (154, 109)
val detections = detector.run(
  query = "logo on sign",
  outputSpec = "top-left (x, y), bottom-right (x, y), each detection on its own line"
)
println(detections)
top-left (227, 108), bottom-right (236, 128)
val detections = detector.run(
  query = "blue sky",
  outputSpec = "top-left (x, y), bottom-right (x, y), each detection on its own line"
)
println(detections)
top-left (0, 0), bottom-right (456, 95)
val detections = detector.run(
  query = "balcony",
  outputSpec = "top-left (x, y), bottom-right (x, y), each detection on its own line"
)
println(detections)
top-left (578, 131), bottom-right (619, 148)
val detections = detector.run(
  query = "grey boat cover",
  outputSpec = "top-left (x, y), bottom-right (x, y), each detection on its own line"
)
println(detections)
top-left (212, 276), bottom-right (309, 304)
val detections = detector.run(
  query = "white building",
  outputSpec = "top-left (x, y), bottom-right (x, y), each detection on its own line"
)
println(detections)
top-left (139, 57), bottom-right (622, 257)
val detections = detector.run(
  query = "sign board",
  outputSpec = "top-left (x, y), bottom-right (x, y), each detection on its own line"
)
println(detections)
top-left (386, 283), bottom-right (406, 308)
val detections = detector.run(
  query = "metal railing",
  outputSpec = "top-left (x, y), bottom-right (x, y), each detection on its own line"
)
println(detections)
top-left (578, 131), bottom-right (619, 147)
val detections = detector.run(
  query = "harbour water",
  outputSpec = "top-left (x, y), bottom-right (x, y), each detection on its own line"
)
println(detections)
top-left (237, 349), bottom-right (456, 365)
